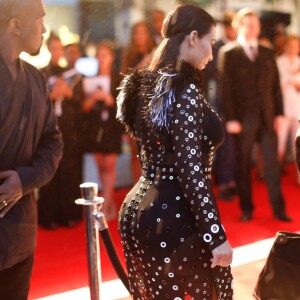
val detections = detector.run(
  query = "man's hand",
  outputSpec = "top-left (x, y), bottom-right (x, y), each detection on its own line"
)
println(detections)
top-left (50, 78), bottom-right (73, 100)
top-left (225, 120), bottom-right (242, 134)
top-left (0, 170), bottom-right (23, 218)
top-left (274, 115), bottom-right (285, 133)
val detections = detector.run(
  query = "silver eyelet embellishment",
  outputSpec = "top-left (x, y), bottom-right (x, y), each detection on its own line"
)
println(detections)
top-left (211, 224), bottom-right (220, 233)
top-left (203, 233), bottom-right (212, 243)
top-left (199, 181), bottom-right (204, 187)
top-left (160, 242), bottom-right (167, 248)
top-left (164, 257), bottom-right (170, 263)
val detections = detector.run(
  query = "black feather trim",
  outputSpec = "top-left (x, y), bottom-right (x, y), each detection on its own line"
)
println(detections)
top-left (116, 69), bottom-right (144, 135)
top-left (143, 62), bottom-right (202, 132)
top-left (116, 62), bottom-right (202, 136)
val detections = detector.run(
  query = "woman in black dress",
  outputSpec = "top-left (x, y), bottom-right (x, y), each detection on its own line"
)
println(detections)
top-left (117, 5), bottom-right (233, 300)
top-left (82, 42), bottom-right (122, 220)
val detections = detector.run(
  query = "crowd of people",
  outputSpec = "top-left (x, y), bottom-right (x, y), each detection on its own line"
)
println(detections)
top-left (0, 0), bottom-right (299, 299)
top-left (36, 13), bottom-right (162, 228)
top-left (36, 5), bottom-right (300, 228)
top-left (35, 8), bottom-right (165, 228)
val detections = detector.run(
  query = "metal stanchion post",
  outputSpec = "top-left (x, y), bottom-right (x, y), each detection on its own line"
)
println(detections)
top-left (76, 182), bottom-right (104, 300)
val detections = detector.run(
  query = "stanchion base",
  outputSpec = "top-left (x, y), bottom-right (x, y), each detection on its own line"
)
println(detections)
top-left (75, 197), bottom-right (104, 206)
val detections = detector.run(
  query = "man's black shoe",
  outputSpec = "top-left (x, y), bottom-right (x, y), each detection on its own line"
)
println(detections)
top-left (63, 220), bottom-right (81, 228)
top-left (40, 222), bottom-right (59, 230)
top-left (274, 213), bottom-right (292, 222)
top-left (241, 212), bottom-right (252, 222)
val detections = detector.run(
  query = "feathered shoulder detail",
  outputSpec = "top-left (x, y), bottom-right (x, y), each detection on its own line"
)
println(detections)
top-left (116, 69), bottom-right (144, 135)
top-left (116, 62), bottom-right (202, 135)
top-left (144, 62), bottom-right (202, 132)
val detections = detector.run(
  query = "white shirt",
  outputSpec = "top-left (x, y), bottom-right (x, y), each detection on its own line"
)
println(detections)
top-left (276, 54), bottom-right (300, 118)
top-left (237, 35), bottom-right (258, 62)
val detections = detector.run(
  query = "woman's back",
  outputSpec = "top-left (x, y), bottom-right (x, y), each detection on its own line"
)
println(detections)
top-left (117, 62), bottom-right (232, 299)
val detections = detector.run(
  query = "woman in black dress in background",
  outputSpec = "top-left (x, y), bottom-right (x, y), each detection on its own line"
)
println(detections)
top-left (82, 42), bottom-right (122, 220)
top-left (117, 5), bottom-right (233, 300)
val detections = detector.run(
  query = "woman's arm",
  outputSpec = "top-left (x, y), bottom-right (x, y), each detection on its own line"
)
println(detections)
top-left (170, 83), bottom-right (227, 250)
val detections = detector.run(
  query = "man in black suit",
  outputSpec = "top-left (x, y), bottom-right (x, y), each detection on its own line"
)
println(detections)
top-left (218, 8), bottom-right (291, 222)
top-left (0, 0), bottom-right (63, 298)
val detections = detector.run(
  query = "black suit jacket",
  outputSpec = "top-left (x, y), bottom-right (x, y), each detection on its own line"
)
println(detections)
top-left (218, 41), bottom-right (283, 129)
top-left (0, 57), bottom-right (63, 270)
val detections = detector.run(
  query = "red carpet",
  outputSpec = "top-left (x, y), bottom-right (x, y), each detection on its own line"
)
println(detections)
top-left (29, 164), bottom-right (300, 299)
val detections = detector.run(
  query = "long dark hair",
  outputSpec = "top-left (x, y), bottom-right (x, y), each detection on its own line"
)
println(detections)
top-left (148, 4), bottom-right (216, 71)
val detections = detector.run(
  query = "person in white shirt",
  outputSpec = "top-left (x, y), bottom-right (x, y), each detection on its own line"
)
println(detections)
top-left (276, 35), bottom-right (300, 181)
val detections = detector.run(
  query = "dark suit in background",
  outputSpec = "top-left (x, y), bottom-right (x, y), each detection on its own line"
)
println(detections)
top-left (219, 41), bottom-right (288, 218)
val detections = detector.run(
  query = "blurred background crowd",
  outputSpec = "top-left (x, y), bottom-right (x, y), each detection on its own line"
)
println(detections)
top-left (25, 0), bottom-right (300, 230)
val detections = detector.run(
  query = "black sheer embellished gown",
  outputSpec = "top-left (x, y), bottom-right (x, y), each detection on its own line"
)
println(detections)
top-left (117, 63), bottom-right (233, 300)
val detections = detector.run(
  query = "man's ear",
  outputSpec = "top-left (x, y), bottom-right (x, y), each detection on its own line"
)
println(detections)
top-left (8, 17), bottom-right (22, 36)
top-left (189, 30), bottom-right (198, 48)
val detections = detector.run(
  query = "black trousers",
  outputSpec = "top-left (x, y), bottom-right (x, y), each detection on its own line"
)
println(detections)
top-left (236, 123), bottom-right (285, 215)
top-left (0, 255), bottom-right (34, 300)
top-left (38, 159), bottom-right (82, 226)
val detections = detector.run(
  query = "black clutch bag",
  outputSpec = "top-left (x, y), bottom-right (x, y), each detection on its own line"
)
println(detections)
top-left (253, 231), bottom-right (300, 300)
